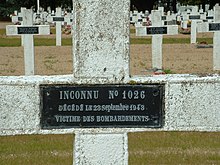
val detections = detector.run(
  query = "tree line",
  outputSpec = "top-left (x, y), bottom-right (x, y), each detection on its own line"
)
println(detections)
top-left (178, 0), bottom-right (219, 10)
top-left (0, 0), bottom-right (219, 18)
top-left (0, 0), bottom-right (72, 17)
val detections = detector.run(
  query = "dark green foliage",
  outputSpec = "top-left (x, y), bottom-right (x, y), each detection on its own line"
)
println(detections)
top-left (0, 0), bottom-right (72, 17)
top-left (1, 0), bottom-right (219, 18)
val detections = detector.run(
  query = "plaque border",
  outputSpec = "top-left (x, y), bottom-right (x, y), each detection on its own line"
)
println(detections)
top-left (40, 84), bottom-right (165, 129)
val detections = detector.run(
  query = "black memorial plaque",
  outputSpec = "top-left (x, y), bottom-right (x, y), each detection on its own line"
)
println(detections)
top-left (147, 27), bottom-right (167, 35)
top-left (189, 15), bottom-right (201, 20)
top-left (40, 84), bottom-right (164, 129)
top-left (161, 16), bottom-right (167, 21)
top-left (209, 23), bottom-right (220, 31)
top-left (206, 16), bottom-right (214, 20)
top-left (18, 17), bottom-right (23, 21)
top-left (53, 17), bottom-right (64, 22)
top-left (17, 27), bottom-right (39, 34)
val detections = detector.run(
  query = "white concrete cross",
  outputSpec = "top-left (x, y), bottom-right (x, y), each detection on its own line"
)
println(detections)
top-left (6, 9), bottom-right (50, 75)
top-left (1, 2), bottom-right (220, 165)
top-left (11, 8), bottom-right (26, 46)
top-left (158, 6), bottom-right (165, 25)
top-left (165, 11), bottom-right (177, 25)
top-left (12, 8), bottom-right (25, 24)
top-left (136, 10), bottom-right (178, 70)
top-left (206, 15), bottom-right (214, 22)
top-left (53, 7), bottom-right (65, 46)
top-left (11, 13), bottom-right (23, 24)
top-left (130, 10), bottom-right (138, 24)
top-left (181, 11), bottom-right (189, 29)
top-left (64, 13), bottom-right (73, 26)
top-left (188, 6), bottom-right (202, 44)
top-left (205, 4), bottom-right (210, 12)
top-left (197, 4), bottom-right (220, 70)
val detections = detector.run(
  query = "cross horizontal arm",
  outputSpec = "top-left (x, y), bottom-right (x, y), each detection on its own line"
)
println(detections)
top-left (6, 25), bottom-right (50, 35)
top-left (197, 22), bottom-right (220, 33)
top-left (136, 25), bottom-right (178, 36)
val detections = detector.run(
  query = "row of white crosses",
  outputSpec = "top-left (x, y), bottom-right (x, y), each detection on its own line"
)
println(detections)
top-left (178, 5), bottom-right (209, 44)
top-left (11, 9), bottom-right (23, 24)
top-left (136, 10), bottom-right (178, 70)
top-left (11, 7), bottom-right (73, 46)
top-left (177, 4), bottom-right (220, 44)
top-left (6, 8), bottom-right (74, 76)
top-left (131, 7), bottom-right (177, 27)
top-left (12, 7), bottom-right (74, 26)
top-left (44, 9), bottom-right (74, 26)
top-left (41, 7), bottom-right (73, 46)
top-left (6, 9), bottom-right (50, 75)
top-left (180, 4), bottom-right (219, 71)
top-left (130, 10), bottom-right (149, 25)
top-left (135, 4), bottom-right (220, 72)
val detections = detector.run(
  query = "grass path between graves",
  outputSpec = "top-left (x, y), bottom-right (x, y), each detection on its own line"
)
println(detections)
top-left (0, 132), bottom-right (219, 165)
top-left (0, 37), bottom-right (214, 46)
top-left (0, 29), bottom-right (214, 46)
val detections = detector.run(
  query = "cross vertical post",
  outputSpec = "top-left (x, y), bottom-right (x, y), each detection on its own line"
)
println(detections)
top-left (55, 7), bottom-right (62, 46)
top-left (23, 9), bottom-right (35, 75)
top-left (21, 7), bottom-right (26, 46)
top-left (73, 0), bottom-right (130, 164)
top-left (151, 10), bottom-right (163, 69)
top-left (189, 6), bottom-right (201, 44)
top-left (37, 0), bottom-right (40, 12)
top-left (213, 5), bottom-right (220, 70)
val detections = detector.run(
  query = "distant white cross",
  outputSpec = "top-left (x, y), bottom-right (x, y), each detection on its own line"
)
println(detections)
top-left (197, 4), bottom-right (220, 70)
top-left (53, 8), bottom-right (65, 46)
top-left (136, 10), bottom-right (178, 70)
top-left (6, 9), bottom-right (50, 75)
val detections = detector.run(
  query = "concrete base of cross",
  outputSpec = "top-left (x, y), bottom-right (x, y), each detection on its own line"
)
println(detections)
top-left (74, 132), bottom-right (128, 165)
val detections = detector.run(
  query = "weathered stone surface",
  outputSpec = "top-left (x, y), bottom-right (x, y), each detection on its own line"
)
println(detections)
top-left (74, 133), bottom-right (128, 165)
top-left (73, 0), bottom-right (130, 82)
top-left (0, 74), bottom-right (220, 135)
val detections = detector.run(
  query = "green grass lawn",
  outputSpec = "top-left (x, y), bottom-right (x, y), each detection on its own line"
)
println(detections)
top-left (129, 131), bottom-right (220, 164)
top-left (0, 37), bottom-right (213, 46)
top-left (0, 38), bottom-right (72, 46)
top-left (0, 134), bottom-right (74, 165)
top-left (0, 28), bottom-right (213, 46)
top-left (0, 132), bottom-right (219, 165)
top-left (130, 37), bottom-right (213, 45)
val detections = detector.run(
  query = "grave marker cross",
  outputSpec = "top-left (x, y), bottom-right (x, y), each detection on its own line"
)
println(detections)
top-left (1, 2), bottom-right (220, 165)
top-left (53, 7), bottom-right (65, 46)
top-left (197, 4), bottom-right (220, 70)
top-left (72, 0), bottom-right (130, 164)
top-left (136, 10), bottom-right (178, 70)
top-left (6, 9), bottom-right (50, 75)
top-left (189, 7), bottom-right (201, 44)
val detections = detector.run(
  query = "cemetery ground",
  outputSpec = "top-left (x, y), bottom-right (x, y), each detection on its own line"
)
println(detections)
top-left (0, 22), bottom-right (219, 76)
top-left (0, 21), bottom-right (220, 164)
